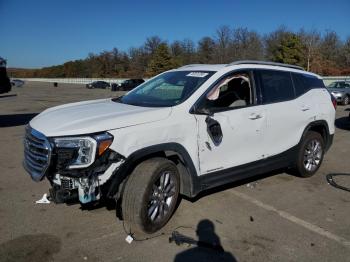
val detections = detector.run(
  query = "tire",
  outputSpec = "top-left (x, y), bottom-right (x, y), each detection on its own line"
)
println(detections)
top-left (342, 95), bottom-right (349, 106)
top-left (122, 158), bottom-right (180, 235)
top-left (293, 131), bottom-right (324, 178)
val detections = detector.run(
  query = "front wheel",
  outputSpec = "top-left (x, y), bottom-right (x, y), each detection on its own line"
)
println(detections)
top-left (293, 131), bottom-right (324, 177)
top-left (342, 95), bottom-right (349, 105)
top-left (121, 158), bottom-right (180, 235)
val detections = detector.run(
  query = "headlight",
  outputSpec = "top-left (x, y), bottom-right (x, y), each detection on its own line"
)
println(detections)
top-left (53, 133), bottom-right (113, 169)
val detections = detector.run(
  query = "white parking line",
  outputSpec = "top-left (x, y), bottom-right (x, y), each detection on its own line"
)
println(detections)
top-left (231, 190), bottom-right (350, 248)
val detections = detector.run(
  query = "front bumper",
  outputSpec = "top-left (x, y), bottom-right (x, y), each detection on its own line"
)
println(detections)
top-left (49, 161), bottom-right (124, 204)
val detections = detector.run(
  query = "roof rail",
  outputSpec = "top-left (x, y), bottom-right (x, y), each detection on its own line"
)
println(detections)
top-left (177, 64), bottom-right (206, 69)
top-left (226, 60), bottom-right (304, 71)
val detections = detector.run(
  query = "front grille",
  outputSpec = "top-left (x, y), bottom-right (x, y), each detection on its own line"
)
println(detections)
top-left (23, 126), bottom-right (51, 181)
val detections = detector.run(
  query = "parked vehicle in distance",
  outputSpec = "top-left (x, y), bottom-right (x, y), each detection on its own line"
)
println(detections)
top-left (86, 81), bottom-right (110, 89)
top-left (0, 57), bottom-right (11, 94)
top-left (111, 79), bottom-right (145, 91)
top-left (327, 81), bottom-right (350, 105)
top-left (24, 61), bottom-right (335, 236)
top-left (11, 79), bottom-right (25, 87)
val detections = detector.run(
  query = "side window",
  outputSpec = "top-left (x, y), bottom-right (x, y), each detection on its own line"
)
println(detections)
top-left (292, 73), bottom-right (308, 96)
top-left (203, 71), bottom-right (253, 111)
top-left (259, 70), bottom-right (295, 103)
top-left (303, 74), bottom-right (325, 89)
top-left (292, 73), bottom-right (325, 97)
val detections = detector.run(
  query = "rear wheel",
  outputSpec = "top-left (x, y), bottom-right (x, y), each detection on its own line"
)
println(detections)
top-left (342, 95), bottom-right (349, 105)
top-left (293, 131), bottom-right (324, 177)
top-left (121, 158), bottom-right (180, 235)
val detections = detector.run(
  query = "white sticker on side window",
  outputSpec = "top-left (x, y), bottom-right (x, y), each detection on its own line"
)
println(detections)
top-left (186, 72), bottom-right (209, 78)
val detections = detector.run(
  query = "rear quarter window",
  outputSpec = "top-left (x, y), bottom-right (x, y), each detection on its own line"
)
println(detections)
top-left (292, 73), bottom-right (325, 96)
top-left (258, 70), bottom-right (295, 104)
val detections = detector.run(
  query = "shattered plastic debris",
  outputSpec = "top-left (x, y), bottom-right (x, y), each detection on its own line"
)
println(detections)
top-left (246, 182), bottom-right (258, 189)
top-left (125, 235), bottom-right (134, 244)
top-left (35, 193), bottom-right (50, 204)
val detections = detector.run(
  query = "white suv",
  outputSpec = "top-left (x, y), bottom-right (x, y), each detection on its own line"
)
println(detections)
top-left (24, 61), bottom-right (335, 235)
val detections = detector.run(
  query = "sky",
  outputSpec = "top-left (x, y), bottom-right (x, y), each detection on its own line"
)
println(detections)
top-left (1, 0), bottom-right (349, 68)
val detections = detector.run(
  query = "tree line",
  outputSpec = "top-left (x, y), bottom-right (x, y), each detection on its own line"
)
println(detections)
top-left (9, 26), bottom-right (350, 78)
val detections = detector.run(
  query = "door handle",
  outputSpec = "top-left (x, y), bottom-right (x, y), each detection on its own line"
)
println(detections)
top-left (248, 113), bottom-right (263, 120)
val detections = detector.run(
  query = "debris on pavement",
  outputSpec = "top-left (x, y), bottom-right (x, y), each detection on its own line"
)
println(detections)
top-left (125, 235), bottom-right (134, 244)
top-left (169, 231), bottom-right (224, 252)
top-left (246, 182), bottom-right (258, 189)
top-left (35, 193), bottom-right (50, 204)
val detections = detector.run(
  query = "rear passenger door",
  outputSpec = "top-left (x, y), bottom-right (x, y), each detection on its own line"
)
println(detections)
top-left (255, 69), bottom-right (302, 158)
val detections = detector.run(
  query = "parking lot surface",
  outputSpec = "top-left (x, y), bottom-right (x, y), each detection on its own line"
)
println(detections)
top-left (0, 82), bottom-right (349, 262)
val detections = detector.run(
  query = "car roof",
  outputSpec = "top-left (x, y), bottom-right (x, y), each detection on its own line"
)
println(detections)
top-left (174, 61), bottom-right (322, 79)
top-left (174, 64), bottom-right (227, 71)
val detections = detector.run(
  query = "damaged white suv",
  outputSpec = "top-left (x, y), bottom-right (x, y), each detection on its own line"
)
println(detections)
top-left (24, 61), bottom-right (335, 235)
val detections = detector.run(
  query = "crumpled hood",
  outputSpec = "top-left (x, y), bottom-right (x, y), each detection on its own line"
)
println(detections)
top-left (30, 98), bottom-right (172, 137)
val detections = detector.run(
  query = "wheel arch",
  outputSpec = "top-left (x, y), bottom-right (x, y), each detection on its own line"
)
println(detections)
top-left (106, 143), bottom-right (199, 199)
top-left (301, 120), bottom-right (332, 151)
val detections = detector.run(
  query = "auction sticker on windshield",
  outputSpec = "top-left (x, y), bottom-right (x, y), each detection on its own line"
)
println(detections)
top-left (186, 72), bottom-right (209, 78)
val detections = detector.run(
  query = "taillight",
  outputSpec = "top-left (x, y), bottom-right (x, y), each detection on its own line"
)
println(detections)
top-left (331, 94), bottom-right (337, 109)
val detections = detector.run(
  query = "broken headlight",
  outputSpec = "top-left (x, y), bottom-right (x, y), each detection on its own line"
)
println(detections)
top-left (53, 133), bottom-right (113, 169)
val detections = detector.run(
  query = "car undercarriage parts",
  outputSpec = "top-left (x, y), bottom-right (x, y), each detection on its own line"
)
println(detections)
top-left (49, 186), bottom-right (78, 204)
top-left (50, 175), bottom-right (100, 204)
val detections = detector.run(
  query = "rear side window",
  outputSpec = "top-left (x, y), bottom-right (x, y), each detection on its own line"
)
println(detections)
top-left (259, 70), bottom-right (295, 104)
top-left (292, 73), bottom-right (325, 96)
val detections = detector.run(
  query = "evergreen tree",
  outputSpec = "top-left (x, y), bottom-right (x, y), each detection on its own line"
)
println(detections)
top-left (146, 43), bottom-right (175, 76)
top-left (271, 33), bottom-right (303, 66)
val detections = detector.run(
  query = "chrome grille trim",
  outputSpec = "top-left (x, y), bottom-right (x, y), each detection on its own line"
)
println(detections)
top-left (23, 126), bottom-right (52, 181)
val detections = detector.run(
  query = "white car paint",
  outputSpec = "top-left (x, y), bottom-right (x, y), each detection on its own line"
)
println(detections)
top-left (30, 98), bottom-right (172, 137)
top-left (28, 63), bottom-right (335, 192)
top-left (195, 105), bottom-right (267, 174)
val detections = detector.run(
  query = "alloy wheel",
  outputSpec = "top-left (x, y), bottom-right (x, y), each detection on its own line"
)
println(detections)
top-left (303, 139), bottom-right (323, 172)
top-left (147, 171), bottom-right (176, 222)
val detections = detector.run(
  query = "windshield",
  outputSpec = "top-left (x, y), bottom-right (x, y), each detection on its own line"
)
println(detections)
top-left (114, 70), bottom-right (215, 107)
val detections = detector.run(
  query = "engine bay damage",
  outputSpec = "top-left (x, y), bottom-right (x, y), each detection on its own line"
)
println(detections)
top-left (48, 149), bottom-right (125, 204)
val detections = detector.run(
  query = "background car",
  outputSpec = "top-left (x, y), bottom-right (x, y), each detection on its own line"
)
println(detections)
top-left (327, 80), bottom-right (350, 105)
top-left (86, 81), bottom-right (110, 89)
top-left (0, 57), bottom-right (11, 94)
top-left (11, 79), bottom-right (25, 87)
top-left (111, 79), bottom-right (144, 91)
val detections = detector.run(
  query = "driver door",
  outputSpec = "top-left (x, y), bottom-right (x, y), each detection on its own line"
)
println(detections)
top-left (194, 70), bottom-right (267, 175)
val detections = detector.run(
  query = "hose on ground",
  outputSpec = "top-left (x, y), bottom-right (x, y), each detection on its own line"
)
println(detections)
top-left (326, 173), bottom-right (350, 192)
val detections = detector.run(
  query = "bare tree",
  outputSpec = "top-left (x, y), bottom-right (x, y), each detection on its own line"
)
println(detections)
top-left (144, 36), bottom-right (163, 55)
top-left (231, 27), bottom-right (264, 60)
top-left (298, 29), bottom-right (321, 71)
top-left (215, 25), bottom-right (232, 63)
top-left (198, 36), bottom-right (215, 63)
